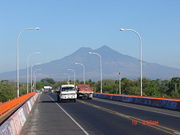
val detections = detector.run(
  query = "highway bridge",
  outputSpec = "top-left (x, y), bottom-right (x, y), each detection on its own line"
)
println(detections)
top-left (13, 92), bottom-right (180, 135)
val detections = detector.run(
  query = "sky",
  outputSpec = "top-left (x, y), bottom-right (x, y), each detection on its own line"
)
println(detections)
top-left (0, 0), bottom-right (180, 73)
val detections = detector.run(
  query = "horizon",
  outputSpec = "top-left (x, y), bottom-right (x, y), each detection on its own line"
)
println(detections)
top-left (1, 45), bottom-right (180, 82)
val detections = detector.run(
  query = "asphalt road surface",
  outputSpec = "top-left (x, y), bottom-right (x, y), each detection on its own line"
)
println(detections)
top-left (20, 93), bottom-right (180, 135)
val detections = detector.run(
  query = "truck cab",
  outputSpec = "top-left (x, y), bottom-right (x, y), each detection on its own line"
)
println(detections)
top-left (57, 84), bottom-right (77, 102)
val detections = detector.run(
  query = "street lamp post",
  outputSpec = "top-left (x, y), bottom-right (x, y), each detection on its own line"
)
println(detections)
top-left (16, 27), bottom-right (40, 97)
top-left (33, 69), bottom-right (41, 90)
top-left (31, 63), bottom-right (41, 92)
top-left (120, 28), bottom-right (143, 96)
top-left (64, 73), bottom-right (70, 84)
top-left (118, 72), bottom-right (121, 94)
top-left (89, 52), bottom-right (103, 93)
top-left (33, 71), bottom-right (37, 90)
top-left (67, 69), bottom-right (76, 85)
top-left (75, 62), bottom-right (85, 84)
top-left (26, 52), bottom-right (40, 94)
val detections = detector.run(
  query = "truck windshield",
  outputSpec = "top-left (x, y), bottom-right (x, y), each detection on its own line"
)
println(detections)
top-left (62, 87), bottom-right (75, 91)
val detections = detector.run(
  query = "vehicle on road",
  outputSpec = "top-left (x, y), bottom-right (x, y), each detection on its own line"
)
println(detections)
top-left (77, 84), bottom-right (93, 99)
top-left (43, 86), bottom-right (52, 93)
top-left (57, 84), bottom-right (77, 102)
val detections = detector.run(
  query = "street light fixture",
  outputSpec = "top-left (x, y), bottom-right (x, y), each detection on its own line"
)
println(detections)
top-left (120, 28), bottom-right (143, 96)
top-left (26, 52), bottom-right (40, 94)
top-left (75, 62), bottom-right (85, 84)
top-left (16, 27), bottom-right (40, 97)
top-left (89, 52), bottom-right (103, 93)
top-left (67, 69), bottom-right (76, 85)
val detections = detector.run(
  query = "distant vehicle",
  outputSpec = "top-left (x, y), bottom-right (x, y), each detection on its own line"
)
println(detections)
top-left (77, 84), bottom-right (93, 99)
top-left (57, 84), bottom-right (77, 102)
top-left (43, 86), bottom-right (52, 93)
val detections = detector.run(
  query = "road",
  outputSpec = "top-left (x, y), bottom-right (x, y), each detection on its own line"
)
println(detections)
top-left (21, 93), bottom-right (180, 135)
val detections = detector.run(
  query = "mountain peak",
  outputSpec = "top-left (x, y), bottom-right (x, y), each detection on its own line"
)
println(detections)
top-left (70, 47), bottom-right (93, 56)
top-left (98, 45), bottom-right (111, 50)
top-left (77, 47), bottom-right (92, 51)
top-left (96, 45), bottom-right (119, 55)
top-left (74, 47), bottom-right (93, 53)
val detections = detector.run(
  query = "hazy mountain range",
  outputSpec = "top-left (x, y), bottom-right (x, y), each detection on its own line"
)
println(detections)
top-left (1, 45), bottom-right (180, 81)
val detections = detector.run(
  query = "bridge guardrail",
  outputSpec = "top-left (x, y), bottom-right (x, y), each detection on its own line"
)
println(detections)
top-left (93, 93), bottom-right (180, 111)
top-left (0, 92), bottom-right (36, 117)
top-left (0, 92), bottom-right (39, 135)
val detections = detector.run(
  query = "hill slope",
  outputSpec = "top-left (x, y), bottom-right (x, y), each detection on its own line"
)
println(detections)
top-left (0, 45), bottom-right (180, 81)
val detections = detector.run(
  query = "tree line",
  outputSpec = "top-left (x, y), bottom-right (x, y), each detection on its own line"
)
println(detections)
top-left (0, 77), bottom-right (180, 102)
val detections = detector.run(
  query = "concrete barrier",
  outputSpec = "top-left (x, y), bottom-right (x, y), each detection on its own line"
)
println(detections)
top-left (93, 93), bottom-right (180, 111)
top-left (0, 93), bottom-right (39, 135)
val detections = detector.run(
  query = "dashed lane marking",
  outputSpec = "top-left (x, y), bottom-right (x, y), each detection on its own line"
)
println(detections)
top-left (48, 96), bottom-right (89, 135)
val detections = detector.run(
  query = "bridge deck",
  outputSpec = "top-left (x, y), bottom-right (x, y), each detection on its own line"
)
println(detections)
top-left (20, 93), bottom-right (180, 135)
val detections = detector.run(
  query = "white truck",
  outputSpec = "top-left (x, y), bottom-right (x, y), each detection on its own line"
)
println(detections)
top-left (57, 84), bottom-right (77, 102)
top-left (43, 86), bottom-right (52, 93)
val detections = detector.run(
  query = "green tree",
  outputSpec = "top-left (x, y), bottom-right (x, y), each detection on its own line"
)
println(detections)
top-left (41, 78), bottom-right (55, 86)
top-left (168, 77), bottom-right (180, 98)
top-left (36, 82), bottom-right (44, 90)
top-left (0, 81), bottom-right (16, 102)
top-left (144, 80), bottom-right (160, 97)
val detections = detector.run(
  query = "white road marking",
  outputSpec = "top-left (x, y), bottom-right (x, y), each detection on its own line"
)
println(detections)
top-left (78, 100), bottom-right (179, 135)
top-left (48, 96), bottom-right (89, 135)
